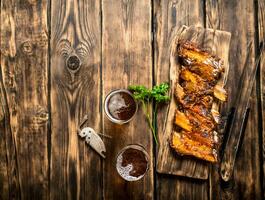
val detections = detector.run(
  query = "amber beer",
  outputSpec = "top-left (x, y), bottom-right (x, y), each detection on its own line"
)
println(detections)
top-left (104, 89), bottom-right (137, 124)
top-left (116, 144), bottom-right (149, 181)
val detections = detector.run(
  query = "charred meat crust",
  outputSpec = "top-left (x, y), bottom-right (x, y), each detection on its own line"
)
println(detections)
top-left (177, 41), bottom-right (224, 84)
top-left (177, 41), bottom-right (224, 70)
top-left (170, 131), bottom-right (218, 163)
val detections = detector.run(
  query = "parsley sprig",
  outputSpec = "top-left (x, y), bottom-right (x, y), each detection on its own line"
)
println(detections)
top-left (128, 83), bottom-right (170, 144)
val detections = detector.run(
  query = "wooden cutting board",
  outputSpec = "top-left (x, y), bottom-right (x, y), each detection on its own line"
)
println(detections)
top-left (156, 25), bottom-right (231, 180)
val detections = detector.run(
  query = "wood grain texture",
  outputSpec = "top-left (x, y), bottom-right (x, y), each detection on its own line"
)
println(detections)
top-left (157, 25), bottom-right (231, 180)
top-left (206, 0), bottom-right (262, 199)
top-left (0, 97), bottom-right (9, 199)
top-left (0, 77), bottom-right (20, 200)
top-left (102, 0), bottom-right (153, 199)
top-left (258, 0), bottom-right (265, 199)
top-left (157, 175), bottom-right (208, 200)
top-left (0, 0), bottom-right (49, 199)
top-left (154, 0), bottom-right (209, 199)
top-left (0, 55), bottom-right (9, 199)
top-left (50, 0), bottom-right (102, 199)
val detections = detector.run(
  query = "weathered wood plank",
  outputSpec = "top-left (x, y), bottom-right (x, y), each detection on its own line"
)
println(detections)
top-left (50, 0), bottom-right (102, 199)
top-left (0, 78), bottom-right (20, 200)
top-left (0, 95), bottom-right (9, 200)
top-left (0, 2), bottom-right (20, 198)
top-left (0, 0), bottom-right (49, 199)
top-left (258, 0), bottom-right (265, 199)
top-left (206, 0), bottom-right (262, 199)
top-left (157, 175), bottom-right (208, 200)
top-left (154, 0), bottom-right (209, 199)
top-left (102, 0), bottom-right (153, 199)
top-left (0, 47), bottom-right (9, 199)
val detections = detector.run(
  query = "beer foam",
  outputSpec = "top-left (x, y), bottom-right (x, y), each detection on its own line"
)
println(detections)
top-left (116, 153), bottom-right (144, 181)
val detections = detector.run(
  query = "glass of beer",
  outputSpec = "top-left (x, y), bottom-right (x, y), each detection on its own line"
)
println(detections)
top-left (116, 144), bottom-right (149, 181)
top-left (104, 89), bottom-right (138, 124)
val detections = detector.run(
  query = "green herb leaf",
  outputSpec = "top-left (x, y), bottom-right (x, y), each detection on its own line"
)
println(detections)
top-left (128, 85), bottom-right (152, 101)
top-left (152, 83), bottom-right (170, 95)
top-left (128, 83), bottom-right (170, 145)
top-left (151, 83), bottom-right (170, 103)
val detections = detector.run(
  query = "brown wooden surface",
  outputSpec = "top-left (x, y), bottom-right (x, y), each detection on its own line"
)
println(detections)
top-left (102, 0), bottom-right (153, 199)
top-left (1, 1), bottom-right (49, 199)
top-left (50, 0), bottom-right (102, 199)
top-left (0, 0), bottom-right (264, 199)
top-left (258, 0), bottom-right (265, 199)
top-left (206, 0), bottom-right (262, 199)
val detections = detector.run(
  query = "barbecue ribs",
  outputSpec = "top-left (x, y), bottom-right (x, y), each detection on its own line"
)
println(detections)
top-left (170, 41), bottom-right (227, 162)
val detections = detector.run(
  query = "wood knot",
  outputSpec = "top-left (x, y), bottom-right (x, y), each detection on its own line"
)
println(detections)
top-left (21, 41), bottom-right (34, 55)
top-left (66, 55), bottom-right (81, 71)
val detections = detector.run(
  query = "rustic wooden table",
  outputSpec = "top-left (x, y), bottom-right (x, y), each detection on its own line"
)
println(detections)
top-left (0, 0), bottom-right (264, 199)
